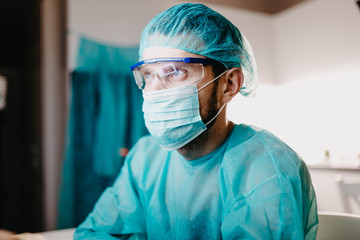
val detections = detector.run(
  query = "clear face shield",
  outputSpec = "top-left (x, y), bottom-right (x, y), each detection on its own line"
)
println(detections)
top-left (130, 57), bottom-right (221, 91)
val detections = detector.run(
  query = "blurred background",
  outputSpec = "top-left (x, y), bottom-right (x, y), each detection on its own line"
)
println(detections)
top-left (0, 0), bottom-right (359, 234)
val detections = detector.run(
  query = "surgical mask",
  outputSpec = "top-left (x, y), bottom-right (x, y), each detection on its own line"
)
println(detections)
top-left (142, 71), bottom-right (227, 151)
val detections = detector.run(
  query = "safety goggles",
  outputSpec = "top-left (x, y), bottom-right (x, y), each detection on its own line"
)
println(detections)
top-left (130, 57), bottom-right (220, 90)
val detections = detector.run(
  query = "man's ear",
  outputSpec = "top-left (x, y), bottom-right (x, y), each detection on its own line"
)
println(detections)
top-left (220, 68), bottom-right (244, 104)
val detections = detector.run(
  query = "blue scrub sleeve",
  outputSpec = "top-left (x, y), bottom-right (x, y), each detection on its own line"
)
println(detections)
top-left (221, 174), bottom-right (318, 239)
top-left (74, 155), bottom-right (145, 239)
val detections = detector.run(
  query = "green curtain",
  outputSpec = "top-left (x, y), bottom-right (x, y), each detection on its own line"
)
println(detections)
top-left (57, 37), bottom-right (148, 229)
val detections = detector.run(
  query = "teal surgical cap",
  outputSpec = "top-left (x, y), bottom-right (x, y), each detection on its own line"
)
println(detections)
top-left (139, 3), bottom-right (258, 97)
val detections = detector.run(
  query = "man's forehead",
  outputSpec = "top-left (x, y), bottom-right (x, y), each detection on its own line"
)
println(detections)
top-left (142, 47), bottom-right (205, 61)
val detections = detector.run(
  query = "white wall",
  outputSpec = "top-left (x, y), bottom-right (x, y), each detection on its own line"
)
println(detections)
top-left (69, 0), bottom-right (164, 45)
top-left (273, 0), bottom-right (360, 83)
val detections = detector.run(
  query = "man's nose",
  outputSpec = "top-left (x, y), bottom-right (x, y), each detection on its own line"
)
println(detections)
top-left (144, 74), bottom-right (165, 92)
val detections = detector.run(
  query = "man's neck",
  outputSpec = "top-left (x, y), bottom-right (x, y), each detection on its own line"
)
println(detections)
top-left (177, 116), bottom-right (234, 161)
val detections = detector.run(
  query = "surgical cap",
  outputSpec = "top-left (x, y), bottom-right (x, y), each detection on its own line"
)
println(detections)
top-left (139, 3), bottom-right (258, 97)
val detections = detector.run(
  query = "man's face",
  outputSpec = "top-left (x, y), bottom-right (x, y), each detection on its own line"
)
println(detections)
top-left (142, 48), bottom-right (220, 127)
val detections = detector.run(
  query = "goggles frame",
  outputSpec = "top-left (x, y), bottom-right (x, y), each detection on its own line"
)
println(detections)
top-left (130, 57), bottom-right (226, 90)
top-left (130, 57), bottom-right (221, 71)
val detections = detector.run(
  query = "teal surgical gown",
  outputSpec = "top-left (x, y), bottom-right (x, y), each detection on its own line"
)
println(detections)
top-left (74, 124), bottom-right (318, 239)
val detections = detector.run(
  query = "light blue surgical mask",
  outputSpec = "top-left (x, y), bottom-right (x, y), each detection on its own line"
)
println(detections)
top-left (142, 71), bottom-right (227, 151)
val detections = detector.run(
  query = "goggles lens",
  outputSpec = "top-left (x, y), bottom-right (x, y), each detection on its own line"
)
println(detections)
top-left (131, 58), bottom-right (218, 90)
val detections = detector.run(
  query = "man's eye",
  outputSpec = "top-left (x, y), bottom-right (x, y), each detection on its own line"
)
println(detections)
top-left (143, 73), bottom-right (152, 80)
top-left (168, 69), bottom-right (187, 81)
top-left (174, 69), bottom-right (185, 76)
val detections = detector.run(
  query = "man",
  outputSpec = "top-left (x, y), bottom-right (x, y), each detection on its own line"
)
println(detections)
top-left (74, 3), bottom-right (318, 239)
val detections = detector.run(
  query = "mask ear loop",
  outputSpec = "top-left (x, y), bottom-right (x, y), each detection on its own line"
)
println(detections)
top-left (196, 69), bottom-right (229, 126)
top-left (204, 102), bottom-right (227, 126)
top-left (197, 70), bottom-right (228, 92)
